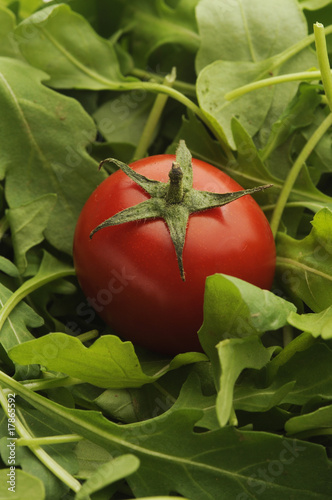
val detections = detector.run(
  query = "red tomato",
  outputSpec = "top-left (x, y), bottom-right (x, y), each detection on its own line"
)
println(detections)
top-left (73, 154), bottom-right (276, 354)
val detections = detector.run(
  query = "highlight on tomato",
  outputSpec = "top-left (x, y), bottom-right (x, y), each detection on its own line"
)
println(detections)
top-left (73, 141), bottom-right (276, 354)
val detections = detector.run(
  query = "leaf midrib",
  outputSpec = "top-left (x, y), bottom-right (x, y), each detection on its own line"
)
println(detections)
top-left (276, 256), bottom-right (332, 283)
top-left (0, 69), bottom-right (72, 217)
top-left (39, 26), bottom-right (122, 88)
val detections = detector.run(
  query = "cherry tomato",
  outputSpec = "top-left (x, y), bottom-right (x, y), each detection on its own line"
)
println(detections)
top-left (73, 154), bottom-right (276, 354)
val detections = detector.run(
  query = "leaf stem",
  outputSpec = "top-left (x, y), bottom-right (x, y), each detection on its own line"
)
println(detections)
top-left (261, 200), bottom-right (329, 214)
top-left (76, 329), bottom-right (99, 343)
top-left (132, 68), bottom-right (176, 161)
top-left (282, 324), bottom-right (294, 347)
top-left (120, 80), bottom-right (234, 161)
top-left (16, 434), bottom-right (83, 447)
top-left (131, 67), bottom-right (197, 97)
top-left (266, 331), bottom-right (315, 384)
top-left (20, 375), bottom-right (83, 392)
top-left (269, 112), bottom-right (332, 236)
top-left (0, 385), bottom-right (82, 493)
top-left (225, 24), bottom-right (332, 101)
top-left (314, 22), bottom-right (332, 112)
top-left (225, 70), bottom-right (323, 100)
top-left (0, 267), bottom-right (75, 331)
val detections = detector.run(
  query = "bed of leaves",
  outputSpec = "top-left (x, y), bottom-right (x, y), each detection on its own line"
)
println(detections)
top-left (1, 0), bottom-right (332, 498)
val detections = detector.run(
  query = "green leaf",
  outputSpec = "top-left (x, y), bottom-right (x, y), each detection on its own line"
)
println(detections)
top-left (0, 256), bottom-right (19, 277)
top-left (13, 0), bottom-right (44, 19)
top-left (230, 117), bottom-right (279, 199)
top-left (0, 56), bottom-right (105, 254)
top-left (232, 119), bottom-right (332, 209)
top-left (233, 379), bottom-right (295, 413)
top-left (0, 281), bottom-right (43, 351)
top-left (0, 404), bottom-right (76, 499)
top-left (196, 0), bottom-right (308, 71)
top-left (14, 4), bottom-right (135, 90)
top-left (301, 106), bottom-right (332, 179)
top-left (299, 0), bottom-right (332, 9)
top-left (166, 111), bottom-right (227, 164)
top-left (276, 207), bottom-right (332, 312)
top-left (197, 58), bottom-right (274, 149)
top-left (6, 194), bottom-right (57, 273)
top-left (195, 0), bottom-right (316, 147)
top-left (93, 92), bottom-right (155, 147)
top-left (216, 336), bottom-right (273, 426)
top-left (0, 251), bottom-right (74, 333)
top-left (198, 274), bottom-right (296, 365)
top-left (1, 372), bottom-right (332, 500)
top-left (0, 468), bottom-right (45, 500)
top-left (74, 440), bottom-right (114, 479)
top-left (288, 306), bottom-right (332, 339)
top-left (274, 343), bottom-right (332, 405)
top-left (8, 332), bottom-right (207, 388)
top-left (285, 404), bottom-right (332, 436)
top-left (75, 454), bottom-right (140, 500)
top-left (120, 0), bottom-right (200, 67)
top-left (0, 6), bottom-right (21, 58)
top-left (169, 372), bottom-right (219, 430)
top-left (260, 83), bottom-right (322, 164)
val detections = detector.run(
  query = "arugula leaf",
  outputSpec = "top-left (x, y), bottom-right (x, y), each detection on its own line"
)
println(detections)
top-left (0, 6), bottom-right (21, 58)
top-left (259, 83), bottom-right (323, 167)
top-left (14, 4), bottom-right (135, 90)
top-left (120, 0), bottom-right (200, 67)
top-left (0, 251), bottom-right (74, 334)
top-left (0, 257), bottom-right (19, 277)
top-left (276, 207), bottom-right (332, 311)
top-left (2, 371), bottom-right (332, 500)
top-left (169, 372), bottom-right (219, 430)
top-left (198, 274), bottom-right (296, 367)
top-left (93, 92), bottom-right (156, 148)
top-left (299, 0), bottom-right (332, 10)
top-left (0, 468), bottom-right (45, 499)
top-left (274, 343), bottom-right (332, 405)
top-left (288, 305), bottom-right (332, 339)
top-left (0, 403), bottom-right (76, 499)
top-left (0, 281), bottom-right (42, 351)
top-left (0, 57), bottom-right (105, 254)
top-left (75, 454), bottom-right (140, 500)
top-left (233, 378), bottom-right (296, 413)
top-left (285, 404), bottom-right (332, 436)
top-left (196, 0), bottom-right (316, 147)
top-left (6, 194), bottom-right (57, 274)
top-left (196, 0), bottom-right (309, 71)
top-left (215, 336), bottom-right (273, 427)
top-left (8, 332), bottom-right (206, 388)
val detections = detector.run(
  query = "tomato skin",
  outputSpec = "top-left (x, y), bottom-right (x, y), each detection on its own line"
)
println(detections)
top-left (73, 154), bottom-right (276, 354)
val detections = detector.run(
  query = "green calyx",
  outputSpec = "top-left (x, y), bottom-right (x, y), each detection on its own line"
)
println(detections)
top-left (90, 140), bottom-right (272, 281)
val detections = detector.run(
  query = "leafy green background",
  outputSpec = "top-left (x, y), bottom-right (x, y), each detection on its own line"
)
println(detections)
top-left (1, 0), bottom-right (332, 498)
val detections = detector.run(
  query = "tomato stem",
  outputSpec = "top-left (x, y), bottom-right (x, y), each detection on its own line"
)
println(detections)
top-left (166, 162), bottom-right (185, 204)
